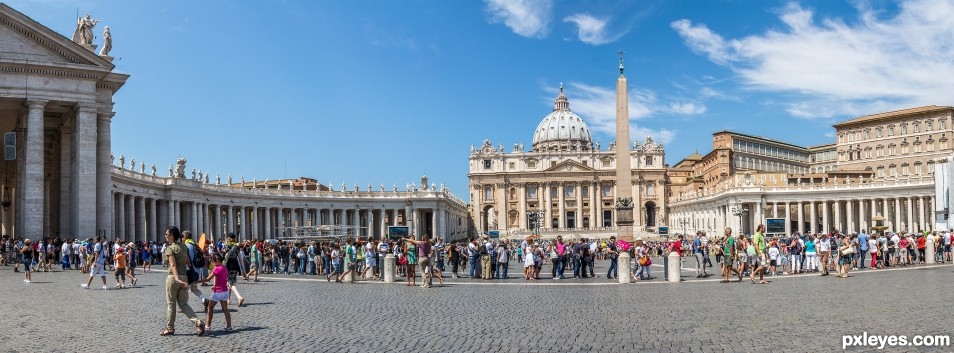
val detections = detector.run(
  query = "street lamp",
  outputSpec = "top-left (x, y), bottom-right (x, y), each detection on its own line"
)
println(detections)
top-left (731, 203), bottom-right (749, 235)
top-left (678, 217), bottom-right (689, 235)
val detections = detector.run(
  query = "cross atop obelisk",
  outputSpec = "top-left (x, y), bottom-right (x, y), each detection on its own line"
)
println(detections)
top-left (615, 50), bottom-right (635, 241)
top-left (618, 49), bottom-right (625, 76)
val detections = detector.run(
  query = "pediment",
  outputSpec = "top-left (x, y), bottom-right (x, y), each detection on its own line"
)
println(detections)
top-left (0, 4), bottom-right (113, 70)
top-left (544, 160), bottom-right (594, 172)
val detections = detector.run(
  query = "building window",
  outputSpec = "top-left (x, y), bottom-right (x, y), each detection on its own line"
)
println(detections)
top-left (876, 128), bottom-right (883, 138)
top-left (915, 163), bottom-right (922, 174)
top-left (914, 123), bottom-right (920, 133)
top-left (927, 141), bottom-right (935, 152)
top-left (646, 183), bottom-right (655, 196)
top-left (484, 187), bottom-right (493, 200)
top-left (601, 159), bottom-right (610, 167)
top-left (890, 165), bottom-right (897, 176)
top-left (581, 186), bottom-right (589, 197)
top-left (877, 166), bottom-right (884, 178)
top-left (901, 125), bottom-right (908, 134)
top-left (483, 160), bottom-right (491, 169)
top-left (941, 119), bottom-right (947, 130)
top-left (601, 184), bottom-right (612, 197)
top-left (902, 164), bottom-right (909, 175)
top-left (914, 143), bottom-right (922, 153)
top-left (645, 156), bottom-right (654, 166)
top-left (550, 161), bottom-right (556, 168)
top-left (527, 161), bottom-right (536, 169)
top-left (889, 126), bottom-right (895, 136)
top-left (864, 130), bottom-right (870, 140)
top-left (527, 185), bottom-right (537, 199)
top-left (508, 162), bottom-right (515, 170)
top-left (927, 121), bottom-right (933, 132)
top-left (929, 162), bottom-right (936, 173)
top-left (901, 144), bottom-right (908, 154)
top-left (564, 185), bottom-right (574, 197)
top-left (550, 187), bottom-right (558, 198)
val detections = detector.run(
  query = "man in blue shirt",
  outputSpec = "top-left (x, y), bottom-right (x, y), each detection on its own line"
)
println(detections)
top-left (857, 230), bottom-right (869, 269)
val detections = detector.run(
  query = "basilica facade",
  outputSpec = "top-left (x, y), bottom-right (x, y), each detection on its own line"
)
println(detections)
top-left (468, 86), bottom-right (667, 238)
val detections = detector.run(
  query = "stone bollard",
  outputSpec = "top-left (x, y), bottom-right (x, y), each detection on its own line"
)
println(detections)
top-left (618, 252), bottom-right (632, 284)
top-left (926, 234), bottom-right (936, 264)
top-left (384, 254), bottom-right (396, 283)
top-left (667, 252), bottom-right (681, 283)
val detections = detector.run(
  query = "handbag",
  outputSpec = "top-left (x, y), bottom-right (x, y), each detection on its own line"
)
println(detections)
top-left (840, 247), bottom-right (854, 256)
top-left (398, 255), bottom-right (408, 266)
top-left (638, 256), bottom-right (649, 266)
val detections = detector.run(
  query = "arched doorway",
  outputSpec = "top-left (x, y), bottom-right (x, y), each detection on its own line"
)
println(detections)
top-left (483, 205), bottom-right (496, 231)
top-left (645, 201), bottom-right (656, 227)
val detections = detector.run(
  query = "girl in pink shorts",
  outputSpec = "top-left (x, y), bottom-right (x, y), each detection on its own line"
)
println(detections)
top-left (199, 254), bottom-right (233, 332)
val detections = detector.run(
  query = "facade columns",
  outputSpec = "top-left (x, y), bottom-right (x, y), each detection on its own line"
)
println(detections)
top-left (544, 183), bottom-right (552, 230)
top-left (126, 195), bottom-right (134, 239)
top-left (557, 183), bottom-right (565, 229)
top-left (783, 202), bottom-right (791, 235)
top-left (589, 182), bottom-right (597, 229)
top-left (809, 201), bottom-right (816, 234)
top-left (822, 201), bottom-right (829, 233)
top-left (894, 198), bottom-right (902, 233)
top-left (264, 207), bottom-right (271, 239)
top-left (576, 182), bottom-right (584, 229)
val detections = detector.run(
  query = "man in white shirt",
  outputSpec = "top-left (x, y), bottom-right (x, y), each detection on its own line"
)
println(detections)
top-left (816, 234), bottom-right (831, 276)
top-left (61, 241), bottom-right (71, 270)
top-left (81, 236), bottom-right (108, 290)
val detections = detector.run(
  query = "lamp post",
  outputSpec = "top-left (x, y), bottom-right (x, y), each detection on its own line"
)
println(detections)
top-left (731, 203), bottom-right (749, 235)
top-left (678, 217), bottom-right (689, 235)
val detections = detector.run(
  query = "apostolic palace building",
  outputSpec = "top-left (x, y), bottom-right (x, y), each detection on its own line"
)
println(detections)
top-left (468, 85), bottom-right (668, 238)
top-left (668, 105), bottom-right (952, 237)
top-left (0, 4), bottom-right (468, 243)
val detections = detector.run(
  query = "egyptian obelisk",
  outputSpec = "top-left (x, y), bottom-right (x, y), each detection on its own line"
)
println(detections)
top-left (615, 50), bottom-right (635, 241)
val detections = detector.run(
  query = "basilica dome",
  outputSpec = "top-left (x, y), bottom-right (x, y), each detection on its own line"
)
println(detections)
top-left (531, 85), bottom-right (593, 152)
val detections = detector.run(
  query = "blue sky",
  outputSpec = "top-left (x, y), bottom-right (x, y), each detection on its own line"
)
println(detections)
top-left (7, 0), bottom-right (951, 200)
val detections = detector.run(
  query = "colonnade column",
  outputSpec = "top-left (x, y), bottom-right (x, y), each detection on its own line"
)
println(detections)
top-left (126, 195), bottom-right (134, 239)
top-left (821, 202), bottom-right (829, 233)
top-left (74, 104), bottom-right (97, 237)
top-left (136, 197), bottom-right (145, 242)
top-left (96, 111), bottom-right (114, 238)
top-left (883, 199), bottom-right (890, 230)
top-left (21, 100), bottom-right (46, 238)
top-left (797, 202), bottom-right (804, 234)
top-left (116, 195), bottom-right (126, 238)
top-left (894, 198), bottom-right (902, 233)
top-left (148, 199), bottom-right (157, 242)
top-left (917, 196), bottom-right (925, 232)
top-left (783, 202), bottom-right (791, 235)
top-left (846, 200), bottom-right (853, 234)
top-left (264, 207), bottom-right (271, 239)
top-left (907, 197), bottom-right (914, 233)
top-left (870, 199), bottom-right (877, 230)
top-left (809, 201), bottom-right (816, 234)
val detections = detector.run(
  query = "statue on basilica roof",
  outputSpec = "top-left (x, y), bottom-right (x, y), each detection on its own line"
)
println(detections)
top-left (71, 13), bottom-right (99, 45)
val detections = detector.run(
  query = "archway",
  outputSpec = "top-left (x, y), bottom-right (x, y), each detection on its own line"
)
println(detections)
top-left (483, 205), bottom-right (496, 231)
top-left (645, 201), bottom-right (656, 227)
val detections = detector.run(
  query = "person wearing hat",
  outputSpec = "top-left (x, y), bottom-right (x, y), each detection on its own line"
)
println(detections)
top-left (19, 239), bottom-right (33, 283)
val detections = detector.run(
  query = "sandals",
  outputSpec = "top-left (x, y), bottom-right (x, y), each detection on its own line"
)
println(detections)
top-left (159, 329), bottom-right (175, 336)
top-left (196, 322), bottom-right (206, 336)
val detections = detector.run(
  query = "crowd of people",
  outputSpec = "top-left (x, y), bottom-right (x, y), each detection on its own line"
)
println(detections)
top-left (5, 223), bottom-right (952, 337)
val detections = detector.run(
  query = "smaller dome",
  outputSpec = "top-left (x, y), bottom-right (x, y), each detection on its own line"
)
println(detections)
top-left (531, 85), bottom-right (593, 152)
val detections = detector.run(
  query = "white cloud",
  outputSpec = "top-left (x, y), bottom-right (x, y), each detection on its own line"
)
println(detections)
top-left (563, 13), bottom-right (623, 45)
top-left (672, 0), bottom-right (954, 119)
top-left (484, 0), bottom-right (553, 39)
top-left (546, 82), bottom-right (680, 144)
top-left (668, 102), bottom-right (706, 115)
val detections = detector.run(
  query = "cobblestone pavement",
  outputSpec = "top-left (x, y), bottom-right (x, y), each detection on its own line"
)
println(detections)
top-left (1, 260), bottom-right (951, 352)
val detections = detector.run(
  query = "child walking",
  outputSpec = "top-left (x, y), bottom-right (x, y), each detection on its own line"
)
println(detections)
top-left (200, 254), bottom-right (233, 332)
top-left (113, 249), bottom-right (127, 288)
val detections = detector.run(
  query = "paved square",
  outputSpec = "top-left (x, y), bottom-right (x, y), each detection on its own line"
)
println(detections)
top-left (1, 260), bottom-right (950, 352)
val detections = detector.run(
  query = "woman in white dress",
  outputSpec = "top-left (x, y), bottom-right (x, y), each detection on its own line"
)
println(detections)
top-left (523, 244), bottom-right (535, 280)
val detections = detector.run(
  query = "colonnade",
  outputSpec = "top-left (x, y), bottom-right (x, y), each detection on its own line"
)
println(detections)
top-left (110, 190), bottom-right (462, 243)
top-left (670, 195), bottom-right (936, 236)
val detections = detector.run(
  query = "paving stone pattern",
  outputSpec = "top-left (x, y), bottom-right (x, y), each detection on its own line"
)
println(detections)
top-left (0, 259), bottom-right (951, 352)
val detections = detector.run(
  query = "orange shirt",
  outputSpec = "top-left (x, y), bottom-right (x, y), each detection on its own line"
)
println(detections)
top-left (114, 253), bottom-right (126, 269)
